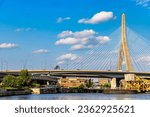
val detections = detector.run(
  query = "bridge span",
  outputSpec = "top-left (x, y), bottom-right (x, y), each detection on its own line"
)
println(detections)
top-left (1, 70), bottom-right (150, 79)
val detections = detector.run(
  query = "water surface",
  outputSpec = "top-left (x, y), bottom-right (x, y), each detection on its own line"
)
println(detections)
top-left (0, 93), bottom-right (150, 100)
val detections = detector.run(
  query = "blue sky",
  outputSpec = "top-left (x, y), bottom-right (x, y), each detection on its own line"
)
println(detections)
top-left (0, 0), bottom-right (150, 70)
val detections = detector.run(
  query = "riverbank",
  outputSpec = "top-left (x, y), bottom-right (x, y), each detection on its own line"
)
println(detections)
top-left (0, 88), bottom-right (31, 97)
top-left (31, 87), bottom-right (140, 94)
top-left (31, 87), bottom-right (104, 94)
top-left (0, 87), bottom-right (145, 97)
top-left (103, 89), bottom-right (138, 94)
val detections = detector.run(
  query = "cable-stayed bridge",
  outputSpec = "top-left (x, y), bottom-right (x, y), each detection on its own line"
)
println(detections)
top-left (1, 14), bottom-right (150, 91)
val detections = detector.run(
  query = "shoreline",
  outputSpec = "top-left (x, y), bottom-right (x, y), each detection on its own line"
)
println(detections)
top-left (0, 87), bottom-right (147, 97)
top-left (0, 88), bottom-right (141, 97)
top-left (0, 90), bottom-right (31, 97)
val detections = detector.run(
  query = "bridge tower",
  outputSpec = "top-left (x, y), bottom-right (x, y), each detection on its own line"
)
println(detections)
top-left (111, 14), bottom-right (135, 89)
top-left (117, 13), bottom-right (133, 71)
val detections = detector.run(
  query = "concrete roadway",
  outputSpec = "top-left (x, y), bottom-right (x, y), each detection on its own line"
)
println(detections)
top-left (1, 70), bottom-right (150, 79)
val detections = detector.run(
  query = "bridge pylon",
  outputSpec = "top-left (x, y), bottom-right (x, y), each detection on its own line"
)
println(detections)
top-left (111, 13), bottom-right (135, 89)
top-left (117, 13), bottom-right (133, 72)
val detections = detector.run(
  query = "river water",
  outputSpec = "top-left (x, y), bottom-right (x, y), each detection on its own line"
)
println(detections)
top-left (0, 93), bottom-right (150, 100)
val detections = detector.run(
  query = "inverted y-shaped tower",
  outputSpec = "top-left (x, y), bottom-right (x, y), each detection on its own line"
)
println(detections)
top-left (117, 13), bottom-right (133, 71)
top-left (111, 14), bottom-right (135, 89)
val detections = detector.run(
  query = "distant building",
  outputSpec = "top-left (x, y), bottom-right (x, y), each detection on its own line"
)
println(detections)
top-left (58, 78), bottom-right (89, 88)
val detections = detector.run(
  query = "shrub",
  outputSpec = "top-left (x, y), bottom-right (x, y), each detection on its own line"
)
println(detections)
top-left (32, 83), bottom-right (41, 87)
top-left (103, 83), bottom-right (111, 88)
top-left (78, 84), bottom-right (85, 89)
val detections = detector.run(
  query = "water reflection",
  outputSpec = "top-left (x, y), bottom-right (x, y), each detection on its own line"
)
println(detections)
top-left (0, 93), bottom-right (150, 100)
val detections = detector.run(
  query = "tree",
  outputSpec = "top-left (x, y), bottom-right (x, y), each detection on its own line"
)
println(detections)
top-left (18, 70), bottom-right (31, 87)
top-left (2, 75), bottom-right (16, 87)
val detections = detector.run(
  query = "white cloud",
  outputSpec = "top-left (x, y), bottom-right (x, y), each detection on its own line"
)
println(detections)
top-left (146, 63), bottom-right (150, 66)
top-left (58, 31), bottom-right (73, 38)
top-left (73, 29), bottom-right (96, 38)
top-left (70, 44), bottom-right (93, 50)
top-left (55, 29), bottom-right (96, 46)
top-left (15, 27), bottom-right (33, 32)
top-left (33, 49), bottom-right (49, 54)
top-left (58, 29), bottom-right (96, 38)
top-left (0, 43), bottom-right (17, 49)
top-left (96, 36), bottom-right (111, 44)
top-left (55, 37), bottom-right (80, 45)
top-left (80, 38), bottom-right (89, 45)
top-left (135, 0), bottom-right (150, 8)
top-left (55, 29), bottom-right (111, 50)
top-left (111, 50), bottom-right (119, 53)
top-left (56, 17), bottom-right (71, 23)
top-left (57, 61), bottom-right (65, 65)
top-left (138, 56), bottom-right (150, 62)
top-left (137, 56), bottom-right (150, 66)
top-left (78, 11), bottom-right (115, 24)
top-left (57, 53), bottom-right (79, 61)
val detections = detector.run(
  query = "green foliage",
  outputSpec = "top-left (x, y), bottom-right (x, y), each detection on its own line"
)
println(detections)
top-left (86, 79), bottom-right (94, 88)
top-left (19, 70), bottom-right (31, 86)
top-left (32, 83), bottom-right (41, 87)
top-left (2, 75), bottom-right (16, 88)
top-left (2, 70), bottom-right (31, 88)
top-left (103, 83), bottom-right (111, 88)
top-left (5, 87), bottom-right (23, 91)
top-left (78, 84), bottom-right (85, 89)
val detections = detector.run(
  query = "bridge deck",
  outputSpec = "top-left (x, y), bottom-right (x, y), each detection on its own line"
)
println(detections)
top-left (0, 70), bottom-right (150, 79)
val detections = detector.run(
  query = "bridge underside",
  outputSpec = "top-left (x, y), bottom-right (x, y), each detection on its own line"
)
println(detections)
top-left (49, 70), bottom-right (150, 79)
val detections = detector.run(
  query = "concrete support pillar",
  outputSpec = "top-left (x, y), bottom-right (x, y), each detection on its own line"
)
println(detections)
top-left (111, 78), bottom-right (117, 89)
top-left (46, 81), bottom-right (50, 86)
top-left (124, 74), bottom-right (135, 81)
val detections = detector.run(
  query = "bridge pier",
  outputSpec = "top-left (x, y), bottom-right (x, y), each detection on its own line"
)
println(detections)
top-left (111, 78), bottom-right (121, 89)
top-left (46, 81), bottom-right (50, 85)
top-left (111, 74), bottom-right (135, 89)
top-left (111, 78), bottom-right (117, 89)
top-left (124, 74), bottom-right (135, 81)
